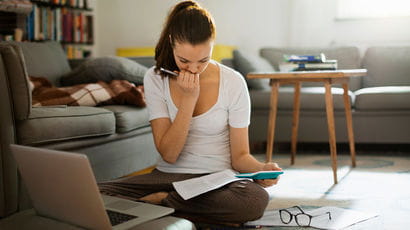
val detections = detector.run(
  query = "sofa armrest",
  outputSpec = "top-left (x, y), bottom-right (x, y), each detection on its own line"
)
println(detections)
top-left (0, 43), bottom-right (32, 120)
top-left (0, 54), bottom-right (19, 217)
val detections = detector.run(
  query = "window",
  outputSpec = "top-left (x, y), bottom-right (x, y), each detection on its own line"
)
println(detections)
top-left (337, 0), bottom-right (410, 19)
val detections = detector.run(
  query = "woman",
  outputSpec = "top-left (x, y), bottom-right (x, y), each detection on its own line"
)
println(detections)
top-left (99, 0), bottom-right (282, 224)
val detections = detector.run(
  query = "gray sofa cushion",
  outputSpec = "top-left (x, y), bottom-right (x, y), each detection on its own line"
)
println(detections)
top-left (60, 56), bottom-right (148, 86)
top-left (354, 86), bottom-right (410, 110)
top-left (221, 58), bottom-right (234, 68)
top-left (362, 47), bottom-right (410, 87)
top-left (250, 87), bottom-right (354, 110)
top-left (14, 41), bottom-right (71, 86)
top-left (127, 56), bottom-right (156, 68)
top-left (0, 43), bottom-right (31, 120)
top-left (100, 105), bottom-right (150, 133)
top-left (232, 50), bottom-right (273, 90)
top-left (260, 47), bottom-right (362, 90)
top-left (17, 106), bottom-right (115, 145)
top-left (68, 56), bottom-right (155, 73)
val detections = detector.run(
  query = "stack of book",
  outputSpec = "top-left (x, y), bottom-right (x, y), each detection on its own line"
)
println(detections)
top-left (279, 53), bottom-right (337, 72)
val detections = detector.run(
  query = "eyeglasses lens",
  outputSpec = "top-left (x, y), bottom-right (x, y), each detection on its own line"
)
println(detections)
top-left (279, 210), bottom-right (292, 224)
top-left (295, 213), bottom-right (311, 227)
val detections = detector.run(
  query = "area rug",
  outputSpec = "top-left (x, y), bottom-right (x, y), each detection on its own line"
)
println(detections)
top-left (196, 153), bottom-right (410, 230)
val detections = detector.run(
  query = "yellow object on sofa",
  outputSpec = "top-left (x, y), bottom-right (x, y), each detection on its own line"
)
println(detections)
top-left (212, 45), bottom-right (236, 62)
top-left (117, 47), bottom-right (155, 57)
top-left (116, 45), bottom-right (236, 62)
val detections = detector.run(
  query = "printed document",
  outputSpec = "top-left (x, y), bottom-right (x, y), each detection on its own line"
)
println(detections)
top-left (172, 169), bottom-right (246, 200)
top-left (245, 206), bottom-right (378, 230)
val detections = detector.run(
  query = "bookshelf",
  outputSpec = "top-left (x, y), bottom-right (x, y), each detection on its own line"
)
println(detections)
top-left (0, 0), bottom-right (94, 59)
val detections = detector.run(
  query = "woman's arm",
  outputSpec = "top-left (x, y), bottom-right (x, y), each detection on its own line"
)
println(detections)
top-left (230, 126), bottom-right (265, 172)
top-left (150, 71), bottom-right (199, 163)
top-left (230, 126), bottom-right (282, 187)
top-left (150, 98), bottom-right (195, 163)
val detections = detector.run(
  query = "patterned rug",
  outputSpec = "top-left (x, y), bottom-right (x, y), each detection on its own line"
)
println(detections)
top-left (196, 153), bottom-right (410, 230)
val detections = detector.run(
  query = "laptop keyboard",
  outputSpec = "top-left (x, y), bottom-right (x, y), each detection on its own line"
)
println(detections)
top-left (106, 209), bottom-right (138, 226)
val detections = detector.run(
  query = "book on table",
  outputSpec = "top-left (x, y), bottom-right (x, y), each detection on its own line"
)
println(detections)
top-left (283, 53), bottom-right (326, 63)
top-left (279, 60), bottom-right (338, 71)
top-left (281, 53), bottom-right (338, 71)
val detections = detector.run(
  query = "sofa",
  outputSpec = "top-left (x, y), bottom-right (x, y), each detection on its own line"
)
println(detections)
top-left (0, 41), bottom-right (160, 218)
top-left (227, 46), bottom-right (410, 146)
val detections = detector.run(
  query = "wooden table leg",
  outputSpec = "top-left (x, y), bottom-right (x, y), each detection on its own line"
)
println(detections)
top-left (342, 83), bottom-right (357, 167)
top-left (266, 81), bottom-right (279, 163)
top-left (324, 81), bottom-right (338, 184)
top-left (291, 82), bottom-right (301, 165)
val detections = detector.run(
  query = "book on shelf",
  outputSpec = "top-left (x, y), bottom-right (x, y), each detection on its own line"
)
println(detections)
top-left (65, 44), bottom-right (91, 59)
top-left (1, 0), bottom-right (93, 57)
top-left (85, 14), bottom-right (92, 43)
top-left (25, 4), bottom-right (93, 44)
top-left (31, 0), bottom-right (90, 10)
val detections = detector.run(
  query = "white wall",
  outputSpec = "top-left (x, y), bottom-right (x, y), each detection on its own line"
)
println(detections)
top-left (94, 0), bottom-right (410, 57)
top-left (198, 0), bottom-right (290, 56)
top-left (94, 0), bottom-right (291, 57)
top-left (288, 0), bottom-right (410, 55)
top-left (287, 0), bottom-right (336, 47)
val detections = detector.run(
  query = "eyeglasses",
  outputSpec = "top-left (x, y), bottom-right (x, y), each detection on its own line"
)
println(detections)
top-left (279, 206), bottom-right (332, 227)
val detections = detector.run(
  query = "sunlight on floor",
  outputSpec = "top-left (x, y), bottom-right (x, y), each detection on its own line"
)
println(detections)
top-left (261, 154), bottom-right (410, 229)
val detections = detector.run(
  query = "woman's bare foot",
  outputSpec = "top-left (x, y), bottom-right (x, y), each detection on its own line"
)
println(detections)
top-left (139, 192), bottom-right (169, 205)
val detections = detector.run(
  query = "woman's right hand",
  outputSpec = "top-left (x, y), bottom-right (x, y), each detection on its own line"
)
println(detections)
top-left (176, 70), bottom-right (200, 102)
top-left (151, 70), bottom-right (200, 163)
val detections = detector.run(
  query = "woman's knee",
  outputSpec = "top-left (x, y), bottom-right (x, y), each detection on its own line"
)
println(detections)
top-left (228, 182), bottom-right (270, 222)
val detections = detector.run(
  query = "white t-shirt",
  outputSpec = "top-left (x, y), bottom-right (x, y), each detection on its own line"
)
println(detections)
top-left (143, 62), bottom-right (250, 174)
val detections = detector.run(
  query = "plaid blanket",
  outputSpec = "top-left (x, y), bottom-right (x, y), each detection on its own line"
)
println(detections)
top-left (29, 76), bottom-right (146, 107)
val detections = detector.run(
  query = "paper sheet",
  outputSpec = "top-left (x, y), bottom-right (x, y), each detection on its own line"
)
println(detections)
top-left (245, 206), bottom-right (378, 230)
top-left (172, 169), bottom-right (246, 200)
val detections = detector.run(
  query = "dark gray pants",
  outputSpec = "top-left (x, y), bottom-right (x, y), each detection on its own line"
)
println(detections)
top-left (98, 169), bottom-right (269, 224)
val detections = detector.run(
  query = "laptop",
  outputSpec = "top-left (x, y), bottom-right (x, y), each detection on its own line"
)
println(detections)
top-left (10, 144), bottom-right (174, 230)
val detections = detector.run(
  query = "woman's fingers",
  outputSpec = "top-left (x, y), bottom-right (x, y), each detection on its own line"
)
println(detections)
top-left (256, 178), bottom-right (279, 187)
top-left (178, 71), bottom-right (197, 88)
top-left (176, 70), bottom-right (200, 100)
top-left (263, 162), bottom-right (282, 171)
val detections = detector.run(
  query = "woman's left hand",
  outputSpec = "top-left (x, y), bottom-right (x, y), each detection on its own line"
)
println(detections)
top-left (255, 162), bottom-right (282, 188)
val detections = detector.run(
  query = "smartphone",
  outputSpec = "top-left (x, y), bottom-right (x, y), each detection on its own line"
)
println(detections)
top-left (159, 67), bottom-right (178, 77)
top-left (235, 171), bottom-right (284, 180)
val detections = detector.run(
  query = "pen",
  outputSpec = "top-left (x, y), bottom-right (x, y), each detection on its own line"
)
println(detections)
top-left (160, 67), bottom-right (179, 77)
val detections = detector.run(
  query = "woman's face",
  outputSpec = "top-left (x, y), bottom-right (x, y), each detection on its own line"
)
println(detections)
top-left (172, 39), bottom-right (214, 75)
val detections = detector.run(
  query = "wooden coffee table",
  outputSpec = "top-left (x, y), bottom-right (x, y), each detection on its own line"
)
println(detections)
top-left (247, 69), bottom-right (367, 184)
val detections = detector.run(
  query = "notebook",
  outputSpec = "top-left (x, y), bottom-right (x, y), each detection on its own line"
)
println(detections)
top-left (10, 144), bottom-right (174, 230)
